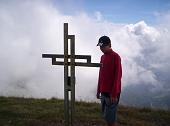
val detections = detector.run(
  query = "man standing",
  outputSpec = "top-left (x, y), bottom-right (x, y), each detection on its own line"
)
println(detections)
top-left (96, 36), bottom-right (122, 126)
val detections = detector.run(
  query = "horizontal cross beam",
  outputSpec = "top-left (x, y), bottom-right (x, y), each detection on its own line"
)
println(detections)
top-left (42, 54), bottom-right (91, 63)
top-left (52, 61), bottom-right (100, 67)
top-left (42, 54), bottom-right (100, 67)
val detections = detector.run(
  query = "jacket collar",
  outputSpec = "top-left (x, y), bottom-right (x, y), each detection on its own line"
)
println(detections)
top-left (104, 48), bottom-right (113, 54)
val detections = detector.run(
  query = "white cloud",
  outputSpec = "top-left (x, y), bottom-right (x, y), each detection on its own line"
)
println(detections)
top-left (94, 11), bottom-right (103, 21)
top-left (127, 21), bottom-right (160, 42)
top-left (0, 0), bottom-right (170, 102)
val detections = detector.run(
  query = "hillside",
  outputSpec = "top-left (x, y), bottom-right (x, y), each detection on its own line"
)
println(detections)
top-left (121, 84), bottom-right (170, 109)
top-left (0, 96), bottom-right (170, 126)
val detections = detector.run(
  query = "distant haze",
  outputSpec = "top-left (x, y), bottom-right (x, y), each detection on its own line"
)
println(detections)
top-left (0, 1), bottom-right (170, 109)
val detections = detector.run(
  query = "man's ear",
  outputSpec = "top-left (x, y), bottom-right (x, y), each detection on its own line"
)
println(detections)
top-left (109, 43), bottom-right (111, 47)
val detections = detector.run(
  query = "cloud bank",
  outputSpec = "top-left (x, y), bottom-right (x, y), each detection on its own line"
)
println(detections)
top-left (0, 1), bottom-right (170, 104)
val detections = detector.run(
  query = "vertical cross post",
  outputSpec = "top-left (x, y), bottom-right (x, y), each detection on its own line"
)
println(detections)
top-left (64, 23), bottom-right (75, 126)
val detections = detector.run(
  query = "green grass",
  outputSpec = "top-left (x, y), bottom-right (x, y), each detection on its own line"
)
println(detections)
top-left (0, 96), bottom-right (170, 126)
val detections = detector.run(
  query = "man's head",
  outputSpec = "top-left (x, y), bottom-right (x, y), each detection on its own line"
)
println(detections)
top-left (97, 36), bottom-right (111, 53)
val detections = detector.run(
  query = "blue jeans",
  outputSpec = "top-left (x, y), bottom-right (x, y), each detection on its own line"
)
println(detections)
top-left (100, 93), bottom-right (120, 123)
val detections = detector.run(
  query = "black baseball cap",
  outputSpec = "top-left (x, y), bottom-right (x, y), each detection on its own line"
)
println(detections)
top-left (97, 36), bottom-right (111, 47)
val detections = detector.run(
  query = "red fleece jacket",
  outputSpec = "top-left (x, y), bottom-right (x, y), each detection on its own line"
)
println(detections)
top-left (97, 49), bottom-right (122, 98)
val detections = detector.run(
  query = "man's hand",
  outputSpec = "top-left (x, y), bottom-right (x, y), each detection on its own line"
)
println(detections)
top-left (110, 97), bottom-right (118, 103)
top-left (96, 93), bottom-right (100, 99)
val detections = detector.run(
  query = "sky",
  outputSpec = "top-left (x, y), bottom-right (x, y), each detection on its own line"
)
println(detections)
top-left (53, 0), bottom-right (170, 24)
top-left (0, 0), bottom-right (170, 107)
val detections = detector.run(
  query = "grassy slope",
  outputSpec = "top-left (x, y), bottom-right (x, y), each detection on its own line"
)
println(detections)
top-left (0, 96), bottom-right (170, 126)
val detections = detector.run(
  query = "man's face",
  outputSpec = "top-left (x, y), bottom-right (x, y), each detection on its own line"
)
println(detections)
top-left (100, 45), bottom-right (110, 53)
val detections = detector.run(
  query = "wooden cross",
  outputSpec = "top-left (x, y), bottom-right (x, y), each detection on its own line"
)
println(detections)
top-left (42, 23), bottom-right (100, 126)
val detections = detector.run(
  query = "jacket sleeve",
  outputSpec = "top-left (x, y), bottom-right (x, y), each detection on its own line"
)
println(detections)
top-left (97, 56), bottom-right (102, 94)
top-left (97, 69), bottom-right (101, 95)
top-left (111, 54), bottom-right (122, 98)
